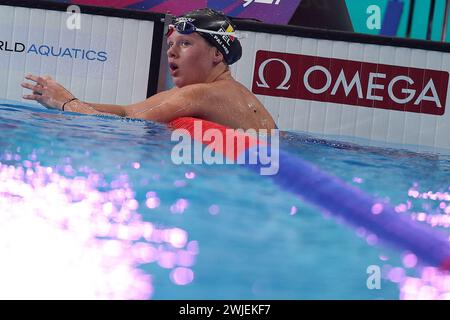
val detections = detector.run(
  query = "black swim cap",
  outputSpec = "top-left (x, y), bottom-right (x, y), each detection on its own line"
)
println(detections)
top-left (173, 8), bottom-right (242, 65)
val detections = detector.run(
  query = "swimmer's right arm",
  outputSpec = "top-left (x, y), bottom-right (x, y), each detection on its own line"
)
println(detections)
top-left (62, 100), bottom-right (120, 116)
top-left (22, 74), bottom-right (117, 116)
top-left (21, 74), bottom-right (140, 117)
top-left (84, 90), bottom-right (175, 118)
top-left (74, 102), bottom-right (128, 116)
top-left (21, 73), bottom-right (176, 118)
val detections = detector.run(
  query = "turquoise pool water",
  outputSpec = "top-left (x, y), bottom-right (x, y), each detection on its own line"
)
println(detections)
top-left (0, 99), bottom-right (449, 299)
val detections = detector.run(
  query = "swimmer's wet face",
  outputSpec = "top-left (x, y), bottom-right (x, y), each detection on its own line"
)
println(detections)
top-left (166, 8), bottom-right (242, 88)
top-left (166, 31), bottom-right (224, 88)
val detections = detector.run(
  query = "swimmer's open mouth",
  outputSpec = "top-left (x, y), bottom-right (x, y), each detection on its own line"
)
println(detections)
top-left (169, 63), bottom-right (179, 71)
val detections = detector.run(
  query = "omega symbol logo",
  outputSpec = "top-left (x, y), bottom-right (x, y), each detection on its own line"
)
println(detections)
top-left (256, 58), bottom-right (292, 90)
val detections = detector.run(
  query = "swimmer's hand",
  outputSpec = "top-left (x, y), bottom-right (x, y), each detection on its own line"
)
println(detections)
top-left (21, 74), bottom-right (75, 110)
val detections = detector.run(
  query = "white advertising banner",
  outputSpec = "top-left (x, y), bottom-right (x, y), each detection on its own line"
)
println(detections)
top-left (0, 4), bottom-right (154, 106)
top-left (231, 31), bottom-right (450, 150)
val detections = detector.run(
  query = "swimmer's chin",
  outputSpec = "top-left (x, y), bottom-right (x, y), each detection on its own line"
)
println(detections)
top-left (172, 78), bottom-right (193, 88)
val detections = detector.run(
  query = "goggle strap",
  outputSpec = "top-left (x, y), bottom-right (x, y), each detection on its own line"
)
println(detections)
top-left (167, 23), bottom-right (246, 39)
top-left (195, 27), bottom-right (237, 37)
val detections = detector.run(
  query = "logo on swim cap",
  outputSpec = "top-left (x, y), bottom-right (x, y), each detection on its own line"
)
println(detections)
top-left (209, 21), bottom-right (237, 55)
top-left (175, 8), bottom-right (242, 65)
top-left (225, 25), bottom-right (235, 41)
top-left (176, 17), bottom-right (195, 23)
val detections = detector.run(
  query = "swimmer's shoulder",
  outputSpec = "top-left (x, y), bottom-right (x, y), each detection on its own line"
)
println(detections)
top-left (168, 80), bottom-right (250, 103)
top-left (173, 83), bottom-right (221, 100)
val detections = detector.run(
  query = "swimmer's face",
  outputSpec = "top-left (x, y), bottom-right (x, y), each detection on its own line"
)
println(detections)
top-left (166, 31), bottom-right (221, 87)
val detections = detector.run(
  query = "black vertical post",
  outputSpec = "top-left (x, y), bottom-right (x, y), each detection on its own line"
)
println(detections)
top-left (442, 0), bottom-right (450, 41)
top-left (427, 0), bottom-right (436, 40)
top-left (406, 0), bottom-right (415, 38)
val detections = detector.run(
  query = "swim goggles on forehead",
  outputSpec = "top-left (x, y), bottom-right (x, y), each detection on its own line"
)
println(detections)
top-left (167, 21), bottom-right (238, 37)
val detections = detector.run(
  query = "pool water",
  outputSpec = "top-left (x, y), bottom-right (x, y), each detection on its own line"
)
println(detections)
top-left (0, 99), bottom-right (449, 299)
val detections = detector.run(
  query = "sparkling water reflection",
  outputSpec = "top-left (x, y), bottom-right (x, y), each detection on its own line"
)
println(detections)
top-left (1, 100), bottom-right (449, 299)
